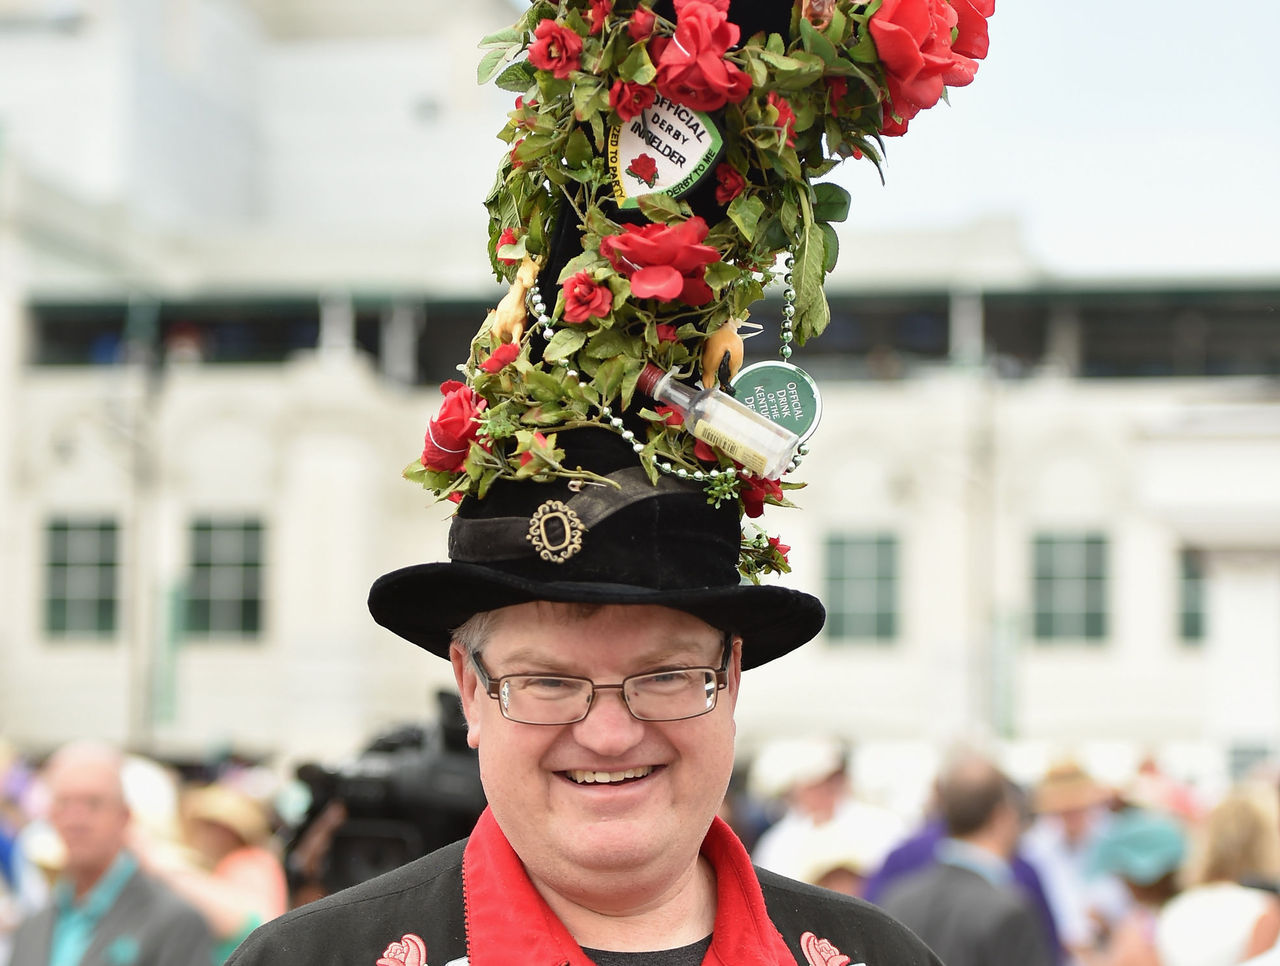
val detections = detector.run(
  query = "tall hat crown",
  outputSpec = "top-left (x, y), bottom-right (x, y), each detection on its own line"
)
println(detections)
top-left (369, 0), bottom-right (994, 663)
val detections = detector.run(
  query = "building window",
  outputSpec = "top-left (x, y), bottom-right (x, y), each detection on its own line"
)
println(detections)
top-left (45, 518), bottom-right (118, 637)
top-left (825, 533), bottom-right (898, 641)
top-left (185, 519), bottom-right (263, 637)
top-left (1179, 548), bottom-right (1206, 643)
top-left (1033, 532), bottom-right (1108, 641)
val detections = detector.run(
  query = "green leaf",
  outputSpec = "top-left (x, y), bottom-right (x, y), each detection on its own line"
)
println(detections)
top-left (798, 17), bottom-right (840, 66)
top-left (618, 45), bottom-right (657, 85)
top-left (478, 46), bottom-right (516, 86)
top-left (727, 193), bottom-right (766, 239)
top-left (637, 192), bottom-right (690, 224)
top-left (820, 222), bottom-right (840, 273)
top-left (812, 182), bottom-right (851, 223)
top-left (495, 60), bottom-right (536, 93)
top-left (544, 327), bottom-right (588, 363)
top-left (594, 356), bottom-right (626, 401)
top-left (479, 26), bottom-right (525, 48)
top-left (585, 328), bottom-right (638, 360)
top-left (703, 260), bottom-right (740, 293)
top-left (564, 128), bottom-right (594, 168)
top-left (792, 195), bottom-right (830, 345)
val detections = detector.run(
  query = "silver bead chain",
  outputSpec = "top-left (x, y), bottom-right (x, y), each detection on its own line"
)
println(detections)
top-left (525, 257), bottom-right (806, 478)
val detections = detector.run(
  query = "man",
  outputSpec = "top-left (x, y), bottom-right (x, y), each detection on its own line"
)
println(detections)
top-left (228, 431), bottom-right (941, 964)
top-left (879, 754), bottom-right (1055, 966)
top-left (7, 741), bottom-right (214, 966)
top-left (230, 0), bottom-right (994, 958)
top-left (750, 737), bottom-right (904, 893)
top-left (863, 747), bottom-right (1062, 960)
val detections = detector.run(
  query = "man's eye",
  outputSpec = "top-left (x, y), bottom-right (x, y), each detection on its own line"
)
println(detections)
top-left (525, 676), bottom-right (576, 693)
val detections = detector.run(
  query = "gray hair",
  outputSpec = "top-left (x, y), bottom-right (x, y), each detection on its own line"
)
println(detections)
top-left (451, 601), bottom-right (609, 658)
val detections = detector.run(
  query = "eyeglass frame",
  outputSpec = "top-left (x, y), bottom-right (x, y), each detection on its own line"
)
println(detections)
top-left (468, 630), bottom-right (735, 725)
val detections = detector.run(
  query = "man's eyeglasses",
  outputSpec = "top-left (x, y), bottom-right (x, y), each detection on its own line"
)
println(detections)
top-left (470, 633), bottom-right (733, 725)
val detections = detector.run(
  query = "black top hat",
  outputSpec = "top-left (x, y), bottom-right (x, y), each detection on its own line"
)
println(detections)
top-left (369, 429), bottom-right (825, 668)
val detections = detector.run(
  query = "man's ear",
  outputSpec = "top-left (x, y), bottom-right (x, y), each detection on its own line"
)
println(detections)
top-left (450, 644), bottom-right (482, 750)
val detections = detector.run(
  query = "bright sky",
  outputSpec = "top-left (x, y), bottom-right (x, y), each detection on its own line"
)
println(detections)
top-left (828, 0), bottom-right (1280, 280)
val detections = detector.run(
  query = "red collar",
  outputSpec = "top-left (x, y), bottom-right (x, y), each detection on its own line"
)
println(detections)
top-left (462, 807), bottom-right (795, 965)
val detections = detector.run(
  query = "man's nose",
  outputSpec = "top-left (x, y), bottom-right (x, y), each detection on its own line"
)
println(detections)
top-left (571, 686), bottom-right (645, 753)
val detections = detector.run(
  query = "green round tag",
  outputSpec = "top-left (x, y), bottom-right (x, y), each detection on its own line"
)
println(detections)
top-left (731, 362), bottom-right (822, 442)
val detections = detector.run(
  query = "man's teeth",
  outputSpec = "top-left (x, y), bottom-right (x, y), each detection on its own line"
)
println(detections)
top-left (567, 766), bottom-right (654, 784)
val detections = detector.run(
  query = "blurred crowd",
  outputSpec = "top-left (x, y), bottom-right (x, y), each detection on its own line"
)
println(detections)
top-left (2, 732), bottom-right (1279, 966)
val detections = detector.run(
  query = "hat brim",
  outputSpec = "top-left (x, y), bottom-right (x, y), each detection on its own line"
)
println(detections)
top-left (368, 561), bottom-right (825, 670)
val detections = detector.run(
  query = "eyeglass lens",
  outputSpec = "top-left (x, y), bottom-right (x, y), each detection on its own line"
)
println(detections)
top-left (498, 667), bottom-right (718, 724)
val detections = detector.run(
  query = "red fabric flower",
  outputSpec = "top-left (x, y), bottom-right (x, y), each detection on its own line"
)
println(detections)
top-left (599, 216), bottom-right (721, 305)
top-left (870, 0), bottom-right (972, 133)
top-left (480, 342), bottom-right (519, 373)
top-left (714, 163), bottom-right (745, 204)
top-left (655, 404), bottom-right (685, 426)
top-left (528, 19), bottom-right (583, 80)
top-left (495, 227), bottom-right (520, 266)
top-left (768, 536), bottom-right (791, 563)
top-left (768, 92), bottom-right (797, 147)
top-left (826, 76), bottom-right (848, 112)
top-left (947, 0), bottom-right (994, 86)
top-left (587, 0), bottom-right (613, 35)
top-left (626, 152), bottom-right (659, 187)
top-left (562, 271), bottom-right (614, 323)
top-left (739, 473), bottom-right (783, 518)
top-left (628, 4), bottom-right (656, 41)
top-left (655, 323), bottom-right (680, 343)
top-left (421, 382), bottom-right (486, 472)
top-left (693, 439), bottom-right (718, 463)
top-left (650, 0), bottom-right (751, 111)
top-left (610, 80), bottom-right (657, 121)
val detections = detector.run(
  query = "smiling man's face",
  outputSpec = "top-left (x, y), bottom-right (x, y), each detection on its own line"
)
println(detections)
top-left (451, 601), bottom-right (740, 901)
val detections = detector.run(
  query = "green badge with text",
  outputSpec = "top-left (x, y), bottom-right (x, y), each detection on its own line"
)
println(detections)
top-left (731, 361), bottom-right (822, 442)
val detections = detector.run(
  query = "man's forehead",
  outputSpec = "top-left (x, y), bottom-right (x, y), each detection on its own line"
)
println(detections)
top-left (483, 602), bottom-right (723, 663)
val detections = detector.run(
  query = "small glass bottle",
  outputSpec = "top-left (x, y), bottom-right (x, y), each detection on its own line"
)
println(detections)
top-left (637, 363), bottom-right (800, 479)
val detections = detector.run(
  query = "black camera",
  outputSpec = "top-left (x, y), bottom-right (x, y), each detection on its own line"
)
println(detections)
top-left (289, 691), bottom-right (487, 896)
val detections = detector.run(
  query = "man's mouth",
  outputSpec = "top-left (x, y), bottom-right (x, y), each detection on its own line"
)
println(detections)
top-left (564, 766), bottom-right (656, 785)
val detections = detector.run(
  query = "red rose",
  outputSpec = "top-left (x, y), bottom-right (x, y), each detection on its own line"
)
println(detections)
top-left (946, 0), bottom-right (994, 86)
top-left (587, 0), bottom-right (613, 35)
top-left (495, 227), bottom-right (520, 266)
top-left (628, 4), bottom-right (656, 41)
top-left (655, 323), bottom-right (680, 343)
top-left (768, 92), bottom-right (797, 147)
top-left (694, 439), bottom-right (718, 463)
top-left (869, 0), bottom-right (954, 109)
top-left (826, 76), bottom-right (848, 112)
top-left (421, 381), bottom-right (486, 472)
top-left (655, 404), bottom-right (685, 426)
top-left (626, 152), bottom-right (659, 187)
top-left (510, 137), bottom-right (525, 168)
top-left (610, 80), bottom-right (657, 121)
top-left (562, 271), bottom-right (614, 323)
top-left (480, 342), bottom-right (519, 373)
top-left (650, 1), bottom-right (751, 111)
top-left (528, 19), bottom-right (583, 80)
top-left (739, 473), bottom-right (783, 518)
top-left (599, 216), bottom-right (721, 305)
top-left (714, 163), bottom-right (745, 204)
top-left (768, 536), bottom-right (791, 562)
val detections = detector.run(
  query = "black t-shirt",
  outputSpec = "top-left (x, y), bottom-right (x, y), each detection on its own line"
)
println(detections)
top-left (581, 936), bottom-right (713, 966)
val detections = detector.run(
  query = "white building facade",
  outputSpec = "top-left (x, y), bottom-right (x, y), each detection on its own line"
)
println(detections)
top-left (1, 0), bottom-right (1278, 803)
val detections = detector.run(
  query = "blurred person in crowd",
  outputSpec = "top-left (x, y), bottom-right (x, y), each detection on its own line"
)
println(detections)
top-left (864, 745), bottom-right (1063, 961)
top-left (879, 753), bottom-right (1055, 966)
top-left (749, 736), bottom-right (905, 885)
top-left (1023, 759), bottom-right (1132, 963)
top-left (1156, 783), bottom-right (1280, 966)
top-left (135, 783), bottom-right (287, 964)
top-left (791, 820), bottom-right (883, 898)
top-left (2, 747), bottom-right (50, 964)
top-left (1084, 808), bottom-right (1187, 966)
top-left (6, 740), bottom-right (214, 966)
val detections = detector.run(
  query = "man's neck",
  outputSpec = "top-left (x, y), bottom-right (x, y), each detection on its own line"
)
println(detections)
top-left (529, 853), bottom-right (717, 953)
top-left (66, 850), bottom-right (124, 902)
